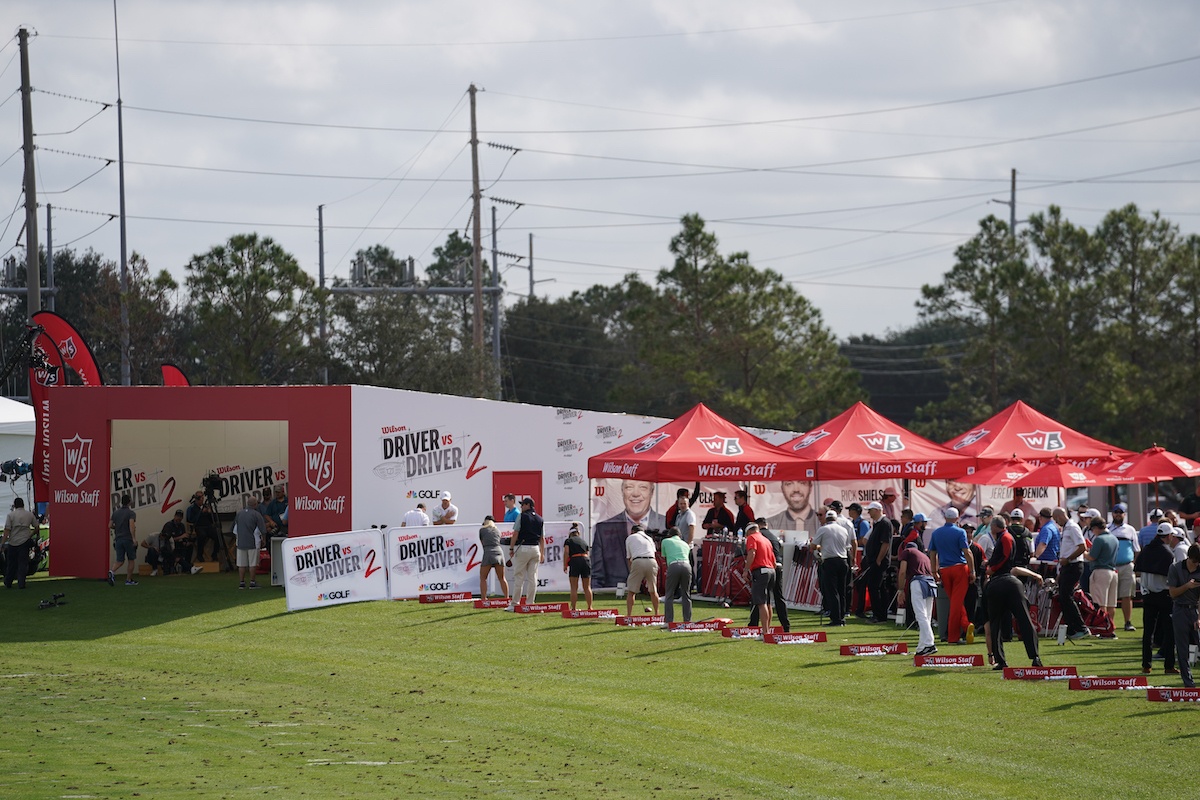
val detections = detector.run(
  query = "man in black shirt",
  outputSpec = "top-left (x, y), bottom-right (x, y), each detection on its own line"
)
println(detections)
top-left (857, 501), bottom-right (893, 623)
top-left (702, 491), bottom-right (736, 534)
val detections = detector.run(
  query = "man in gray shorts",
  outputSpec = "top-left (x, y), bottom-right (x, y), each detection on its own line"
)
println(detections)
top-left (233, 495), bottom-right (268, 589)
top-left (109, 494), bottom-right (138, 587)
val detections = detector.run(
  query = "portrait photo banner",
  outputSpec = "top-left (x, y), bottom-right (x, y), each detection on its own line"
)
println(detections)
top-left (387, 522), bottom-right (573, 600)
top-left (282, 529), bottom-right (389, 612)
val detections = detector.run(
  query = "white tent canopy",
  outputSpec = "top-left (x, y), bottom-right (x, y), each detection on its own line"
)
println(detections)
top-left (0, 396), bottom-right (34, 462)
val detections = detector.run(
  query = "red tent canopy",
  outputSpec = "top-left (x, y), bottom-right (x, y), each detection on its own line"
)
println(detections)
top-left (778, 401), bottom-right (973, 481)
top-left (943, 400), bottom-right (1131, 471)
top-left (587, 403), bottom-right (814, 483)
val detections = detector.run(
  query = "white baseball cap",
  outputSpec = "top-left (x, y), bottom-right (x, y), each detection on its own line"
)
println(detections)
top-left (440, 491), bottom-right (452, 500)
top-left (866, 501), bottom-right (883, 511)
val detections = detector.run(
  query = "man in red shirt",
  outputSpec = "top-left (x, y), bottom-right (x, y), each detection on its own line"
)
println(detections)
top-left (734, 490), bottom-right (756, 533)
top-left (742, 523), bottom-right (777, 629)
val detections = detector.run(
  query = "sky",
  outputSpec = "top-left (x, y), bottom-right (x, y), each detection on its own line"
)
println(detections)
top-left (3, 0), bottom-right (1199, 339)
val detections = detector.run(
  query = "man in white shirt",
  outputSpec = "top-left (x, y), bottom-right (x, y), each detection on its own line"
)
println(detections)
top-left (431, 491), bottom-right (458, 526)
top-left (812, 509), bottom-right (854, 626)
top-left (402, 502), bottom-right (430, 527)
top-left (624, 524), bottom-right (659, 618)
top-left (1053, 507), bottom-right (1089, 640)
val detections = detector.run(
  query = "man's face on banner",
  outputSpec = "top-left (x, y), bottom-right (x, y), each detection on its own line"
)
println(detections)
top-left (621, 480), bottom-right (654, 519)
top-left (781, 480), bottom-right (813, 514)
top-left (946, 478), bottom-right (976, 506)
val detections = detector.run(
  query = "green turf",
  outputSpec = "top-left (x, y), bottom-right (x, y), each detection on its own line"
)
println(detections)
top-left (0, 572), bottom-right (1192, 799)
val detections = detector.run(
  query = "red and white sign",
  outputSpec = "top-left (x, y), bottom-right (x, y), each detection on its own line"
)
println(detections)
top-left (418, 592), bottom-right (473, 603)
top-left (764, 631), bottom-right (827, 644)
top-left (513, 602), bottom-right (568, 614)
top-left (840, 643), bottom-right (908, 656)
top-left (281, 529), bottom-right (389, 612)
top-left (562, 608), bottom-right (620, 619)
top-left (615, 615), bottom-right (665, 626)
top-left (914, 654), bottom-right (984, 667)
top-left (1002, 666), bottom-right (1077, 680)
top-left (475, 598), bottom-right (511, 609)
top-left (1069, 676), bottom-right (1147, 690)
top-left (667, 620), bottom-right (725, 632)
top-left (1147, 688), bottom-right (1200, 702)
top-left (721, 626), bottom-right (783, 639)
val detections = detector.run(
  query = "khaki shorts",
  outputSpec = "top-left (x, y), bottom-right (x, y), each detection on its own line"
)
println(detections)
top-left (236, 548), bottom-right (257, 568)
top-left (626, 557), bottom-right (658, 595)
top-left (1116, 562), bottom-right (1135, 599)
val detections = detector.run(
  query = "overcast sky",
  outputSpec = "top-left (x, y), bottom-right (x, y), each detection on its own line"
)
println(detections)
top-left (3, 0), bottom-right (1198, 339)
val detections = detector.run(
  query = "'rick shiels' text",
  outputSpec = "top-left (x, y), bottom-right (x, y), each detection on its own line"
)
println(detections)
top-left (395, 534), bottom-right (463, 574)
top-left (380, 427), bottom-right (463, 480)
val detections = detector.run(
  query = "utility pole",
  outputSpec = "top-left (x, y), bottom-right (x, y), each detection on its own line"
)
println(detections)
top-left (18, 28), bottom-right (40, 320)
top-left (1009, 168), bottom-right (1016, 235)
top-left (490, 206), bottom-right (501, 399)
top-left (468, 84), bottom-right (484, 390)
top-left (318, 204), bottom-right (327, 385)
top-left (113, 2), bottom-right (131, 385)
top-left (46, 204), bottom-right (54, 312)
top-left (528, 233), bottom-right (534, 299)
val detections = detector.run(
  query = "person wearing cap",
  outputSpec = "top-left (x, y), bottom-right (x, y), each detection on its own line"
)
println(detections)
top-left (624, 523), bottom-right (659, 618)
top-left (1167, 544), bottom-right (1200, 687)
top-left (742, 523), bottom-right (777, 629)
top-left (879, 487), bottom-right (899, 521)
top-left (430, 491), bottom-right (458, 526)
top-left (501, 494), bottom-right (519, 524)
top-left (591, 479), bottom-right (666, 589)
top-left (928, 506), bottom-right (975, 644)
top-left (1108, 502), bottom-right (1139, 631)
top-left (812, 509), bottom-right (854, 627)
top-left (855, 501), bottom-right (893, 623)
top-left (1179, 479), bottom-right (1200, 530)
top-left (1033, 507), bottom-right (1060, 564)
top-left (973, 507), bottom-right (996, 560)
top-left (748, 519), bottom-right (791, 632)
top-left (1171, 527), bottom-right (1190, 563)
top-left (563, 522), bottom-right (593, 612)
top-left (1052, 507), bottom-right (1090, 641)
top-left (900, 512), bottom-right (927, 552)
top-left (1135, 522), bottom-right (1179, 675)
top-left (402, 502), bottom-right (431, 527)
top-left (1138, 508), bottom-right (1167, 549)
top-left (507, 498), bottom-right (544, 608)
top-left (1085, 517), bottom-right (1119, 630)
top-left (896, 541), bottom-right (937, 656)
top-left (478, 515), bottom-right (510, 602)
top-left (1075, 502), bottom-right (1092, 527)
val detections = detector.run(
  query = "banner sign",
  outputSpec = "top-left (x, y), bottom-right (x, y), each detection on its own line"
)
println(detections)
top-left (1002, 666), bottom-right (1077, 680)
top-left (840, 643), bottom-right (908, 656)
top-left (386, 521), bottom-right (573, 600)
top-left (1147, 688), bottom-right (1200, 702)
top-left (418, 592), bottom-right (473, 603)
top-left (914, 654), bottom-right (984, 667)
top-left (562, 608), bottom-right (620, 619)
top-left (514, 602), bottom-right (567, 614)
top-left (476, 599), bottom-right (511, 609)
top-left (764, 631), bottom-right (827, 644)
top-left (721, 626), bottom-right (782, 639)
top-left (615, 615), bottom-right (665, 626)
top-left (282, 529), bottom-right (388, 612)
top-left (667, 620), bottom-right (725, 632)
top-left (1069, 676), bottom-right (1147, 690)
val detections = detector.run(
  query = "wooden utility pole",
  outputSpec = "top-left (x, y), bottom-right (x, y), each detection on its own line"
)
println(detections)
top-left (469, 85), bottom-right (484, 389)
top-left (18, 28), bottom-right (40, 319)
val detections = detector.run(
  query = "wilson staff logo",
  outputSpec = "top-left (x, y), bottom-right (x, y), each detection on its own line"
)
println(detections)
top-left (792, 429), bottom-right (830, 450)
top-left (953, 428), bottom-right (989, 450)
top-left (1016, 430), bottom-right (1065, 452)
top-left (632, 433), bottom-right (670, 453)
top-left (697, 436), bottom-right (743, 457)
top-left (858, 432), bottom-right (904, 452)
top-left (303, 437), bottom-right (337, 493)
top-left (62, 434), bottom-right (93, 487)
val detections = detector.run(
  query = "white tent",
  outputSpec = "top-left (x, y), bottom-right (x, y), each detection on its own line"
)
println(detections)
top-left (0, 396), bottom-right (34, 464)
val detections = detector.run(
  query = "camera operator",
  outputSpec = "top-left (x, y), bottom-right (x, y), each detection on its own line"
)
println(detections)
top-left (3, 498), bottom-right (37, 589)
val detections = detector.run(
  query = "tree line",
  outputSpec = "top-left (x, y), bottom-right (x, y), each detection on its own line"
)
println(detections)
top-left (5, 205), bottom-right (1197, 455)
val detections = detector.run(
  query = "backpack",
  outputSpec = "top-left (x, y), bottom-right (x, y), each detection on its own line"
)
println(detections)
top-left (1008, 525), bottom-right (1033, 568)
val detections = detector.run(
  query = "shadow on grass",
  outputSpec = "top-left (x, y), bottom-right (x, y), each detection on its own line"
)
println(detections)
top-left (1125, 706), bottom-right (1200, 718)
top-left (0, 573), bottom-right (278, 643)
top-left (630, 641), bottom-right (722, 658)
top-left (1045, 695), bottom-right (1119, 712)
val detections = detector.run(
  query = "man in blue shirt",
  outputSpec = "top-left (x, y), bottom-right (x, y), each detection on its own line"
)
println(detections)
top-left (1138, 508), bottom-right (1166, 550)
top-left (1033, 507), bottom-right (1060, 564)
top-left (502, 493), bottom-right (519, 524)
top-left (928, 507), bottom-right (974, 644)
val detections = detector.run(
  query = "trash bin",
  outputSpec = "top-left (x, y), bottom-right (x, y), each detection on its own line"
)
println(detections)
top-left (936, 589), bottom-right (949, 641)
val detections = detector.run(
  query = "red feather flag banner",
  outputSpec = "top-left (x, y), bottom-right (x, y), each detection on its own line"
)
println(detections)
top-left (161, 363), bottom-right (191, 387)
top-left (29, 330), bottom-right (65, 504)
top-left (31, 310), bottom-right (103, 386)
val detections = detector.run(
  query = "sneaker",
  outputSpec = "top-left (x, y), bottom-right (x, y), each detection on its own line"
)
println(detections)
top-left (238, 582), bottom-right (246, 589)
top-left (150, 569), bottom-right (158, 577)
top-left (1124, 623), bottom-right (1137, 632)
top-left (1166, 667), bottom-right (1181, 675)
top-left (1031, 658), bottom-right (1043, 667)
top-left (504, 604), bottom-right (514, 612)
top-left (191, 565), bottom-right (203, 575)
top-left (916, 646), bottom-right (938, 656)
top-left (248, 582), bottom-right (259, 589)
top-left (1067, 630), bottom-right (1091, 641)
top-left (1142, 666), bottom-right (1153, 674)
top-left (124, 580), bottom-right (138, 586)
top-left (107, 570), bottom-right (115, 587)
top-left (1098, 633), bottom-right (1117, 640)
top-left (992, 663), bottom-right (1006, 671)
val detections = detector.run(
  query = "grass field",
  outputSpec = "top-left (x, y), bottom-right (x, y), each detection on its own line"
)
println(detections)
top-left (0, 572), bottom-right (1194, 799)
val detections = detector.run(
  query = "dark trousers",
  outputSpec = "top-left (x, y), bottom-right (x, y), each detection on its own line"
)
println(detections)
top-left (1142, 590), bottom-right (1175, 671)
top-left (195, 526), bottom-right (222, 562)
top-left (749, 565), bottom-right (791, 631)
top-left (866, 564), bottom-right (887, 621)
top-left (145, 547), bottom-right (176, 573)
top-left (175, 542), bottom-right (194, 572)
top-left (1173, 606), bottom-right (1199, 688)
top-left (820, 557), bottom-right (849, 625)
top-left (816, 560), bottom-right (828, 613)
top-left (1057, 561), bottom-right (1086, 634)
top-left (4, 542), bottom-right (29, 588)
top-left (985, 575), bottom-right (1040, 667)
